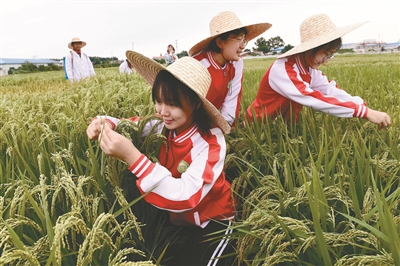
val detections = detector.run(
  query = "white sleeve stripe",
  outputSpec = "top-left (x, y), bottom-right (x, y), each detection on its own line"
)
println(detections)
top-left (360, 105), bottom-right (367, 117)
top-left (137, 160), bottom-right (152, 177)
top-left (131, 156), bottom-right (147, 175)
top-left (356, 105), bottom-right (362, 117)
top-left (194, 212), bottom-right (201, 226)
top-left (356, 105), bottom-right (366, 117)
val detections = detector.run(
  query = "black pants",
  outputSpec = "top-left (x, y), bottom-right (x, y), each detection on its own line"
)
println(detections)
top-left (165, 220), bottom-right (235, 266)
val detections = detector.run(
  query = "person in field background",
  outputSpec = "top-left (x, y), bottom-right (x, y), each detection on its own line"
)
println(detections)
top-left (86, 51), bottom-right (235, 265)
top-left (246, 14), bottom-right (391, 129)
top-left (119, 58), bottom-right (135, 74)
top-left (65, 37), bottom-right (96, 83)
top-left (189, 11), bottom-right (272, 127)
top-left (164, 44), bottom-right (178, 66)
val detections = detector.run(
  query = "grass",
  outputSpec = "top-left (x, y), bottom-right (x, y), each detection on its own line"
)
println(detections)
top-left (0, 52), bottom-right (399, 265)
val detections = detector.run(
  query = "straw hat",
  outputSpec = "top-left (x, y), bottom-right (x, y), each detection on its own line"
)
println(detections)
top-left (125, 50), bottom-right (231, 134)
top-left (68, 37), bottom-right (87, 49)
top-left (189, 11), bottom-right (272, 56)
top-left (278, 13), bottom-right (367, 58)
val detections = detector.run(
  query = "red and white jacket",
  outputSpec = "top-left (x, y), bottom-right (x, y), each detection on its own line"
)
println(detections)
top-left (104, 116), bottom-right (236, 228)
top-left (193, 51), bottom-right (244, 126)
top-left (246, 54), bottom-right (368, 122)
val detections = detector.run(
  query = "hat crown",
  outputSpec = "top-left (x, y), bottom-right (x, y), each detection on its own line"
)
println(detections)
top-left (300, 14), bottom-right (337, 43)
top-left (278, 13), bottom-right (366, 59)
top-left (209, 11), bottom-right (243, 36)
top-left (189, 11), bottom-right (271, 56)
top-left (68, 37), bottom-right (87, 49)
top-left (167, 57), bottom-right (211, 97)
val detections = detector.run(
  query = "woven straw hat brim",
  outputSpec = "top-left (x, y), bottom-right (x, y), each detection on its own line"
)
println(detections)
top-left (68, 38), bottom-right (87, 49)
top-left (189, 22), bottom-right (272, 56)
top-left (278, 21), bottom-right (367, 58)
top-left (125, 50), bottom-right (231, 134)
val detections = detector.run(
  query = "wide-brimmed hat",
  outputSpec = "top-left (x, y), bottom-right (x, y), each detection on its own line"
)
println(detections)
top-left (278, 13), bottom-right (367, 58)
top-left (126, 50), bottom-right (231, 134)
top-left (68, 37), bottom-right (87, 49)
top-left (189, 11), bottom-right (272, 56)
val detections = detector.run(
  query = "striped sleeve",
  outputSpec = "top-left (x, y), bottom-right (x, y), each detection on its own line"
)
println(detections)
top-left (129, 128), bottom-right (226, 213)
top-left (269, 59), bottom-right (368, 118)
top-left (96, 115), bottom-right (120, 130)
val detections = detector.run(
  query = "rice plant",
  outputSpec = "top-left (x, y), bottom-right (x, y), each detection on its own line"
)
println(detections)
top-left (1, 53), bottom-right (399, 265)
top-left (228, 53), bottom-right (400, 265)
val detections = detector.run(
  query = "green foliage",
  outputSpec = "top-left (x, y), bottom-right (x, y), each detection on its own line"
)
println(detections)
top-left (338, 49), bottom-right (354, 54)
top-left (7, 67), bottom-right (15, 75)
top-left (252, 37), bottom-right (270, 53)
top-left (91, 57), bottom-right (120, 68)
top-left (0, 54), bottom-right (399, 265)
top-left (177, 50), bottom-right (188, 58)
top-left (153, 58), bottom-right (165, 65)
top-left (232, 53), bottom-right (400, 265)
top-left (10, 61), bottom-right (63, 75)
top-left (281, 44), bottom-right (294, 54)
top-left (0, 70), bottom-right (162, 264)
top-left (252, 36), bottom-right (285, 53)
top-left (268, 36), bottom-right (285, 49)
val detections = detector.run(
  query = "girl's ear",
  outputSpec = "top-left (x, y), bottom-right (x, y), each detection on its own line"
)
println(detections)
top-left (215, 37), bottom-right (223, 49)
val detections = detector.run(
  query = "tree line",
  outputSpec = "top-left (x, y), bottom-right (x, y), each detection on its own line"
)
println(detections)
top-left (249, 36), bottom-right (294, 55)
top-left (8, 56), bottom-right (122, 75)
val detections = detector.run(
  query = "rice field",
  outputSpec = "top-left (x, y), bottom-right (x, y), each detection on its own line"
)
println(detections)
top-left (0, 52), bottom-right (399, 265)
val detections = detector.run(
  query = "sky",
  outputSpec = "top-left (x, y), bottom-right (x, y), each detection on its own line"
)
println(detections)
top-left (1, 0), bottom-right (399, 60)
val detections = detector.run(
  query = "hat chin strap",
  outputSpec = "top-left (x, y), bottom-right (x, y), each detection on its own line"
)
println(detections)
top-left (300, 51), bottom-right (312, 69)
top-left (221, 51), bottom-right (229, 64)
top-left (220, 52), bottom-right (230, 77)
top-left (214, 51), bottom-right (229, 68)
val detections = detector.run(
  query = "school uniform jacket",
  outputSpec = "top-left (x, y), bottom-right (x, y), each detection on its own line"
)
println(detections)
top-left (103, 116), bottom-right (236, 228)
top-left (193, 51), bottom-right (244, 126)
top-left (246, 54), bottom-right (368, 122)
top-left (65, 50), bottom-right (95, 82)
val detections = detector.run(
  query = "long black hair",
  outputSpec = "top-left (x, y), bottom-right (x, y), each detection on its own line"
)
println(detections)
top-left (152, 70), bottom-right (212, 135)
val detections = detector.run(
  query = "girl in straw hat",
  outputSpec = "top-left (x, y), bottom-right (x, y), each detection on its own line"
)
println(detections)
top-left (246, 13), bottom-right (391, 129)
top-left (87, 51), bottom-right (235, 265)
top-left (189, 11), bottom-right (272, 127)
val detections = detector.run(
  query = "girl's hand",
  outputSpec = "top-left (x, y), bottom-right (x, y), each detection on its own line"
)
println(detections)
top-left (97, 126), bottom-right (141, 166)
top-left (87, 117), bottom-right (112, 140)
top-left (366, 109), bottom-right (391, 129)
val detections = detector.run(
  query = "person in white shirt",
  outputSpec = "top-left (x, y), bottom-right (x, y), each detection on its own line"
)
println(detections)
top-left (65, 37), bottom-right (96, 83)
top-left (119, 59), bottom-right (135, 74)
top-left (164, 44), bottom-right (178, 66)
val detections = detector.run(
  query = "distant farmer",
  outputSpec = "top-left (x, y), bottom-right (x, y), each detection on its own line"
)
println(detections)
top-left (119, 59), bottom-right (135, 74)
top-left (246, 14), bottom-right (391, 129)
top-left (65, 37), bottom-right (96, 82)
